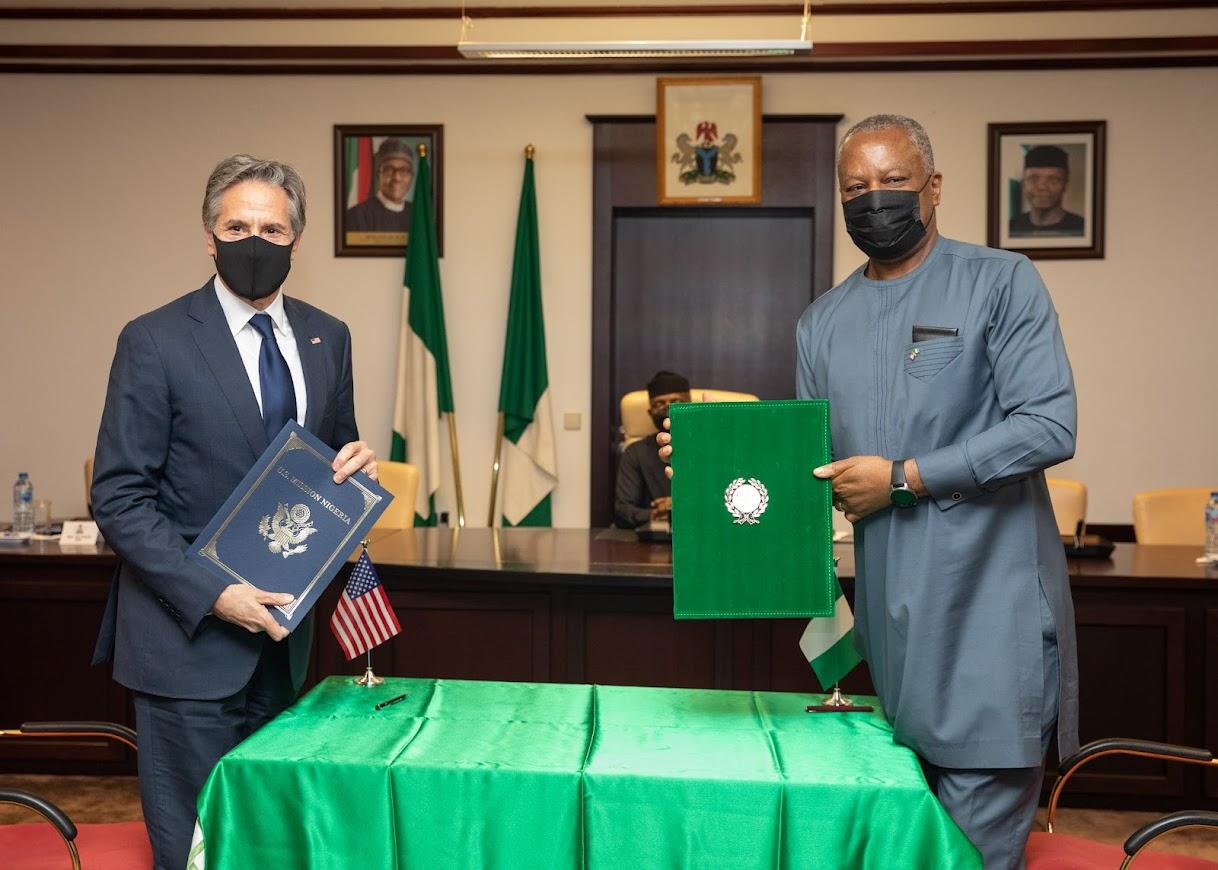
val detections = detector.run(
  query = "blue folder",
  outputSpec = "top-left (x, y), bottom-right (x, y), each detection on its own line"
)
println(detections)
top-left (191, 422), bottom-right (393, 629)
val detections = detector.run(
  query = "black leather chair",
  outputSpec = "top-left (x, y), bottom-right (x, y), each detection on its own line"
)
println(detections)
top-left (1027, 738), bottom-right (1218, 869)
top-left (0, 722), bottom-right (151, 869)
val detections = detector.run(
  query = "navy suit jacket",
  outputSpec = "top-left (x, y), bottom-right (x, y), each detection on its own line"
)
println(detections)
top-left (91, 280), bottom-right (359, 700)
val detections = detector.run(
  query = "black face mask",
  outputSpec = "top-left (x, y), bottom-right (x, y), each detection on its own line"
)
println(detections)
top-left (212, 234), bottom-right (294, 301)
top-left (842, 175), bottom-right (932, 261)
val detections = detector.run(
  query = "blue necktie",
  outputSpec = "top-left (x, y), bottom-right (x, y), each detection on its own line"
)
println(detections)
top-left (249, 313), bottom-right (297, 442)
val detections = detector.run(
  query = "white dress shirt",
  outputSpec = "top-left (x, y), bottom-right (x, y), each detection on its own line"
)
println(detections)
top-left (213, 275), bottom-right (308, 426)
top-left (376, 191), bottom-right (407, 212)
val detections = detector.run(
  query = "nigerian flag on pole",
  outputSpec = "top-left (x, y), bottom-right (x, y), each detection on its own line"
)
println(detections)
top-left (496, 153), bottom-right (556, 527)
top-left (391, 150), bottom-right (451, 526)
top-left (799, 584), bottom-right (862, 689)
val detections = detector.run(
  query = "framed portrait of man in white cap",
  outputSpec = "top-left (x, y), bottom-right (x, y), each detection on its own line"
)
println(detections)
top-left (987, 120), bottom-right (1105, 260)
top-left (334, 124), bottom-right (444, 257)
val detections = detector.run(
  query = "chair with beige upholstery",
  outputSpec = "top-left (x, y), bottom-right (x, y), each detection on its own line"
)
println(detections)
top-left (1046, 477), bottom-right (1087, 537)
top-left (1132, 487), bottom-right (1215, 545)
top-left (619, 388), bottom-right (760, 449)
top-left (373, 461), bottom-right (420, 530)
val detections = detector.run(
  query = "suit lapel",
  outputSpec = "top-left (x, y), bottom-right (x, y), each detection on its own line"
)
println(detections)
top-left (189, 281), bottom-right (268, 457)
top-left (285, 296), bottom-right (326, 435)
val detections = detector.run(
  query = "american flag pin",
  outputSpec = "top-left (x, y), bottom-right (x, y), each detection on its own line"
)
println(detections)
top-left (310, 336), bottom-right (322, 345)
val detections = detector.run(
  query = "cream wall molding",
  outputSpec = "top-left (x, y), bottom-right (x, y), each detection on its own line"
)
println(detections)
top-left (2, 2), bottom-right (1218, 19)
top-left (4, 4), bottom-right (1216, 71)
top-left (3, 38), bottom-right (1218, 74)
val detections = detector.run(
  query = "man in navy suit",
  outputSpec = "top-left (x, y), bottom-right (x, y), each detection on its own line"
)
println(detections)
top-left (91, 154), bottom-right (378, 870)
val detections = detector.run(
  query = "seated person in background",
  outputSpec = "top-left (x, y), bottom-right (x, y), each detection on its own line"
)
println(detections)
top-left (614, 370), bottom-right (690, 528)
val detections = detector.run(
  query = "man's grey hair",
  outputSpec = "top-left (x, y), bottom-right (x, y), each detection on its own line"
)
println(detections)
top-left (202, 154), bottom-right (307, 237)
top-left (837, 114), bottom-right (936, 176)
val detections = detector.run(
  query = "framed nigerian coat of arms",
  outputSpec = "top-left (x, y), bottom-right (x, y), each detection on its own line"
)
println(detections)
top-left (657, 76), bottom-right (761, 206)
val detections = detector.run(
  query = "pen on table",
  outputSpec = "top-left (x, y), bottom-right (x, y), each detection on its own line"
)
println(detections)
top-left (375, 693), bottom-right (408, 711)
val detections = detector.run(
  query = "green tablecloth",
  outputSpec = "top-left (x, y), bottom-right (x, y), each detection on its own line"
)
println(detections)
top-left (196, 677), bottom-right (979, 869)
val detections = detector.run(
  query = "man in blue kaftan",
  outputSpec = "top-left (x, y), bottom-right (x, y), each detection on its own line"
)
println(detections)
top-left (664, 114), bottom-right (1078, 869)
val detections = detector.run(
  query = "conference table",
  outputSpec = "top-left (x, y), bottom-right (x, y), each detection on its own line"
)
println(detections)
top-left (2, 528), bottom-right (1217, 810)
top-left (192, 676), bottom-right (980, 869)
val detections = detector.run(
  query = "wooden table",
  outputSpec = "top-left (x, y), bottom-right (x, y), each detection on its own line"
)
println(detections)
top-left (1062, 543), bottom-right (1218, 809)
top-left (2, 530), bottom-right (1216, 811)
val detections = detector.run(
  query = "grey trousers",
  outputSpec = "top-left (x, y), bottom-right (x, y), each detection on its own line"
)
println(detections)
top-left (921, 585), bottom-right (1061, 870)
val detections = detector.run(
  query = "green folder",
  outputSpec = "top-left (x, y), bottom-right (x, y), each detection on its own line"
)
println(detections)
top-left (669, 400), bottom-right (835, 620)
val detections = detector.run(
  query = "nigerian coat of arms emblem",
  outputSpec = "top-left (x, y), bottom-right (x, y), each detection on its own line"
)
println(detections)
top-left (671, 121), bottom-right (744, 186)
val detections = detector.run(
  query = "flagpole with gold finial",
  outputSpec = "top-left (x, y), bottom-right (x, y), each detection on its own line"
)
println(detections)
top-left (448, 413), bottom-right (466, 528)
top-left (487, 143), bottom-right (536, 527)
top-left (417, 141), bottom-right (465, 529)
top-left (488, 412), bottom-right (504, 527)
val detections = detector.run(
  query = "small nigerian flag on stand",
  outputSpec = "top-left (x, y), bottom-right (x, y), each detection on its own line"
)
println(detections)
top-left (330, 551), bottom-right (401, 660)
top-left (799, 582), bottom-right (861, 689)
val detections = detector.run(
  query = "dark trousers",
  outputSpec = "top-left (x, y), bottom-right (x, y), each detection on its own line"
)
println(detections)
top-left (921, 585), bottom-right (1061, 870)
top-left (133, 635), bottom-right (296, 870)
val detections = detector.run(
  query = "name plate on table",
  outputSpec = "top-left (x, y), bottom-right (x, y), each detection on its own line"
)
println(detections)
top-left (59, 521), bottom-right (101, 547)
top-left (191, 422), bottom-right (392, 629)
top-left (668, 400), bottom-right (835, 620)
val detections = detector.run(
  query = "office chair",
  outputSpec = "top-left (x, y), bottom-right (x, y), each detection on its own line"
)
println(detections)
top-left (619, 388), bottom-right (759, 450)
top-left (1027, 737), bottom-right (1218, 868)
top-left (1047, 477), bottom-right (1088, 537)
top-left (0, 722), bottom-right (151, 869)
top-left (1132, 488), bottom-right (1215, 545)
top-left (372, 460), bottom-right (420, 530)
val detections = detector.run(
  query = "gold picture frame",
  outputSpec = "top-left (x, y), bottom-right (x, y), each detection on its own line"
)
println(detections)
top-left (657, 76), bottom-right (762, 206)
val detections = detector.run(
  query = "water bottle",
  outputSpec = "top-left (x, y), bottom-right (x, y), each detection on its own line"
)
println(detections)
top-left (12, 473), bottom-right (33, 534)
top-left (1206, 491), bottom-right (1218, 562)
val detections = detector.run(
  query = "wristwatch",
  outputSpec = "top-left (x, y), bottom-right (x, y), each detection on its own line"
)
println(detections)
top-left (890, 460), bottom-right (918, 508)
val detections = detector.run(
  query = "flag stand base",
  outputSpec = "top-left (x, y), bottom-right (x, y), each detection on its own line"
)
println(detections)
top-left (807, 685), bottom-right (873, 713)
top-left (353, 665), bottom-right (384, 687)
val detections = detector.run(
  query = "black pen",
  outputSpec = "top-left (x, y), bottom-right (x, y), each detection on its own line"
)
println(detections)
top-left (375, 693), bottom-right (408, 711)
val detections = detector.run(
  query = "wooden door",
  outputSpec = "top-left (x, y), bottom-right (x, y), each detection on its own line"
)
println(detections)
top-left (590, 115), bottom-right (841, 526)
top-left (612, 206), bottom-right (815, 403)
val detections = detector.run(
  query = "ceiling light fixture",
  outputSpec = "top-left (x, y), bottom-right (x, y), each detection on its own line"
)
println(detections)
top-left (457, 2), bottom-right (812, 60)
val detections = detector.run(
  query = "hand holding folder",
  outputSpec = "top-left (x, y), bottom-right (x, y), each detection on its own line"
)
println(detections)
top-left (813, 455), bottom-right (901, 523)
top-left (212, 583), bottom-right (296, 641)
top-left (191, 422), bottom-right (393, 632)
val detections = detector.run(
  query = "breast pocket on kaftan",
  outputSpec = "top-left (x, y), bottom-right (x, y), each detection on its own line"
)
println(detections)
top-left (903, 335), bottom-right (965, 382)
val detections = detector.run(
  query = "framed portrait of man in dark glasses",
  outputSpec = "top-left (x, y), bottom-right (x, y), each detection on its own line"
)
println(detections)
top-left (334, 124), bottom-right (444, 258)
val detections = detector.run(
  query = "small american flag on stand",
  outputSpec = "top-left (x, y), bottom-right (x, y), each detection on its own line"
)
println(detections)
top-left (329, 550), bottom-right (401, 660)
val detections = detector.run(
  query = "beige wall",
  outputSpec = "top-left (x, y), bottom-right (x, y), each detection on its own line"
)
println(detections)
top-left (1, 67), bottom-right (1215, 527)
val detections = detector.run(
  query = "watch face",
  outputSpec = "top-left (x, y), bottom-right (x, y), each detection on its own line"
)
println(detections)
top-left (891, 487), bottom-right (918, 508)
